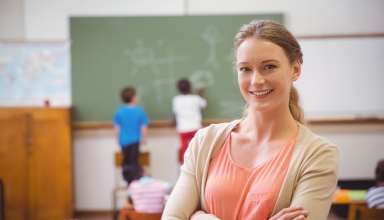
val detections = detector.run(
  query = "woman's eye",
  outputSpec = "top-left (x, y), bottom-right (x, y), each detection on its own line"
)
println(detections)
top-left (264, 64), bottom-right (277, 71)
top-left (239, 67), bottom-right (251, 72)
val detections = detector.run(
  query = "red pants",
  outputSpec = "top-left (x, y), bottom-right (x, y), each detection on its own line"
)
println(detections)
top-left (178, 130), bottom-right (197, 165)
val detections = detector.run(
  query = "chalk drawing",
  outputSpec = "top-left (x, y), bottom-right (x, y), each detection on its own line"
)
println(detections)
top-left (123, 40), bottom-right (187, 78)
top-left (189, 70), bottom-right (214, 90)
top-left (123, 40), bottom-right (188, 105)
top-left (201, 26), bottom-right (221, 69)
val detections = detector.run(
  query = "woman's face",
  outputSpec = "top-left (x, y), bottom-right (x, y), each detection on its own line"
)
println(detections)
top-left (235, 38), bottom-right (300, 113)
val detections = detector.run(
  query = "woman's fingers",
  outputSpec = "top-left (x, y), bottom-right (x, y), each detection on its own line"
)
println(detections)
top-left (269, 207), bottom-right (308, 220)
top-left (292, 215), bottom-right (306, 220)
top-left (283, 210), bottom-right (308, 220)
top-left (271, 207), bottom-right (303, 219)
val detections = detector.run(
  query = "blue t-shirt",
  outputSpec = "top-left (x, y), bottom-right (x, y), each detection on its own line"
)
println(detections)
top-left (113, 105), bottom-right (149, 147)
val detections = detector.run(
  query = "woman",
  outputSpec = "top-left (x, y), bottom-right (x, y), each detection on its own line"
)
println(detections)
top-left (162, 20), bottom-right (339, 220)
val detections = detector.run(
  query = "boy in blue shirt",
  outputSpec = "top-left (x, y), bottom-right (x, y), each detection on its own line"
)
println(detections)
top-left (113, 86), bottom-right (149, 184)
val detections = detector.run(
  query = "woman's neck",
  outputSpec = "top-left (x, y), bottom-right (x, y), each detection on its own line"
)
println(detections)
top-left (239, 107), bottom-right (298, 143)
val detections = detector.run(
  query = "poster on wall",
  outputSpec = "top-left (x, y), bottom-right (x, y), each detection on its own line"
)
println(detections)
top-left (0, 42), bottom-right (70, 107)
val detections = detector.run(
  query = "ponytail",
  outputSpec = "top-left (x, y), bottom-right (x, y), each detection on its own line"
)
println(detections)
top-left (289, 86), bottom-right (304, 123)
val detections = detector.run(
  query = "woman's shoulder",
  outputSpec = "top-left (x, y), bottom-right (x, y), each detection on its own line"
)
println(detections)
top-left (181, 120), bottom-right (240, 175)
top-left (295, 123), bottom-right (339, 162)
top-left (297, 123), bottom-right (338, 150)
top-left (196, 119), bottom-right (240, 139)
top-left (187, 120), bottom-right (240, 155)
top-left (289, 124), bottom-right (340, 179)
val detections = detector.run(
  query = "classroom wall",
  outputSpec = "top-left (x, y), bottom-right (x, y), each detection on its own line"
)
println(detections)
top-left (2, 0), bottom-right (384, 211)
top-left (0, 0), bottom-right (25, 39)
top-left (22, 0), bottom-right (384, 40)
top-left (23, 0), bottom-right (182, 40)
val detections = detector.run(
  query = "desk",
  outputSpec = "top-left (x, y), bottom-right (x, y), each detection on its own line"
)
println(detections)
top-left (333, 189), bottom-right (367, 204)
top-left (332, 201), bottom-right (366, 220)
top-left (332, 189), bottom-right (384, 220)
top-left (332, 189), bottom-right (366, 220)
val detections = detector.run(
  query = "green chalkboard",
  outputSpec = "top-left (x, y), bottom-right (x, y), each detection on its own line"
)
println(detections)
top-left (71, 14), bottom-right (283, 122)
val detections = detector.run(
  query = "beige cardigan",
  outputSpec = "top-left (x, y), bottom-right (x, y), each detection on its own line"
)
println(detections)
top-left (163, 120), bottom-right (339, 220)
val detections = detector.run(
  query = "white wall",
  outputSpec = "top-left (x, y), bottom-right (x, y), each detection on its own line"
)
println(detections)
top-left (23, 0), bottom-right (183, 40)
top-left (2, 0), bottom-right (384, 211)
top-left (187, 0), bottom-right (384, 36)
top-left (22, 0), bottom-right (384, 40)
top-left (0, 0), bottom-right (25, 39)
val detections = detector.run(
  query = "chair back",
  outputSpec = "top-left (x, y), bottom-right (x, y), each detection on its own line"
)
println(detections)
top-left (349, 203), bottom-right (384, 220)
top-left (120, 209), bottom-right (161, 220)
top-left (114, 151), bottom-right (150, 167)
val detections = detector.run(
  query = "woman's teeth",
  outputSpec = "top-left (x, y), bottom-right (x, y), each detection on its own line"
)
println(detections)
top-left (250, 89), bottom-right (273, 96)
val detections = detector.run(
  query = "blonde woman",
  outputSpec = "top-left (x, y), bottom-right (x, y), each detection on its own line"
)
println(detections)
top-left (163, 20), bottom-right (339, 220)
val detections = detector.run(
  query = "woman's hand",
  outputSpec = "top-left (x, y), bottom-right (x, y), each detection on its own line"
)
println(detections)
top-left (269, 207), bottom-right (308, 220)
top-left (191, 210), bottom-right (205, 220)
top-left (191, 210), bottom-right (221, 220)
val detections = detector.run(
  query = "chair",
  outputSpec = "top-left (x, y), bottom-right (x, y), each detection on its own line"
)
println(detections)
top-left (348, 203), bottom-right (384, 220)
top-left (112, 151), bottom-right (150, 220)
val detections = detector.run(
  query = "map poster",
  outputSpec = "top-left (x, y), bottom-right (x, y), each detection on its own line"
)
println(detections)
top-left (0, 42), bottom-right (70, 107)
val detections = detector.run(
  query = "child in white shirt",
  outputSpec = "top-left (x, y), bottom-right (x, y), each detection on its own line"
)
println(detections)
top-left (172, 79), bottom-right (207, 164)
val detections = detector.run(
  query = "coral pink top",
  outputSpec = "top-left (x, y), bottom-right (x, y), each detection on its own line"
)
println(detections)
top-left (205, 133), bottom-right (296, 220)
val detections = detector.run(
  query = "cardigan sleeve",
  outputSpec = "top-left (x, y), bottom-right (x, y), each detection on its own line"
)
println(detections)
top-left (162, 121), bottom-right (237, 220)
top-left (289, 143), bottom-right (339, 220)
top-left (162, 130), bottom-right (203, 220)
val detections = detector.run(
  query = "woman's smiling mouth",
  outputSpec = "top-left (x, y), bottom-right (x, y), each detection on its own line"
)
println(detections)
top-left (249, 89), bottom-right (274, 98)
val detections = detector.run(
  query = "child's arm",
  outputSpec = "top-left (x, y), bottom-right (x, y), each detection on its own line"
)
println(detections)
top-left (114, 125), bottom-right (120, 145)
top-left (196, 88), bottom-right (205, 97)
top-left (141, 125), bottom-right (148, 145)
top-left (140, 108), bottom-right (150, 145)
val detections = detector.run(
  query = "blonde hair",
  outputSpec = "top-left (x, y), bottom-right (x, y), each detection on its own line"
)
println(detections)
top-left (234, 20), bottom-right (304, 123)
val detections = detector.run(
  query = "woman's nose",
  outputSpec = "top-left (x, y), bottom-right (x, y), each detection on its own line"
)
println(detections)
top-left (251, 71), bottom-right (266, 85)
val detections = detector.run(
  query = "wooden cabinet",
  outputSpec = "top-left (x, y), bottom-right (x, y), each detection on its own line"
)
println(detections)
top-left (0, 108), bottom-right (73, 220)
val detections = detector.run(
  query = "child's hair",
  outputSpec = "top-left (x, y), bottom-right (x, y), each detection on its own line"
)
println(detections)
top-left (234, 20), bottom-right (304, 123)
top-left (177, 79), bottom-right (191, 94)
top-left (375, 159), bottom-right (384, 183)
top-left (120, 86), bottom-right (136, 103)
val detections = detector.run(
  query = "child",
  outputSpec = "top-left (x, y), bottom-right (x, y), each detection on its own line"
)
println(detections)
top-left (127, 176), bottom-right (172, 213)
top-left (366, 159), bottom-right (384, 208)
top-left (172, 78), bottom-right (207, 165)
top-left (113, 86), bottom-right (149, 184)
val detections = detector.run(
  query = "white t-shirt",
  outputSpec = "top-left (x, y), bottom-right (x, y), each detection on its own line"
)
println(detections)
top-left (172, 94), bottom-right (207, 133)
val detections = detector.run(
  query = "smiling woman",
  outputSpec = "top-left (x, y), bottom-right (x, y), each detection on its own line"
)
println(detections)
top-left (234, 21), bottom-right (304, 123)
top-left (162, 20), bottom-right (339, 220)
top-left (235, 38), bottom-right (301, 116)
